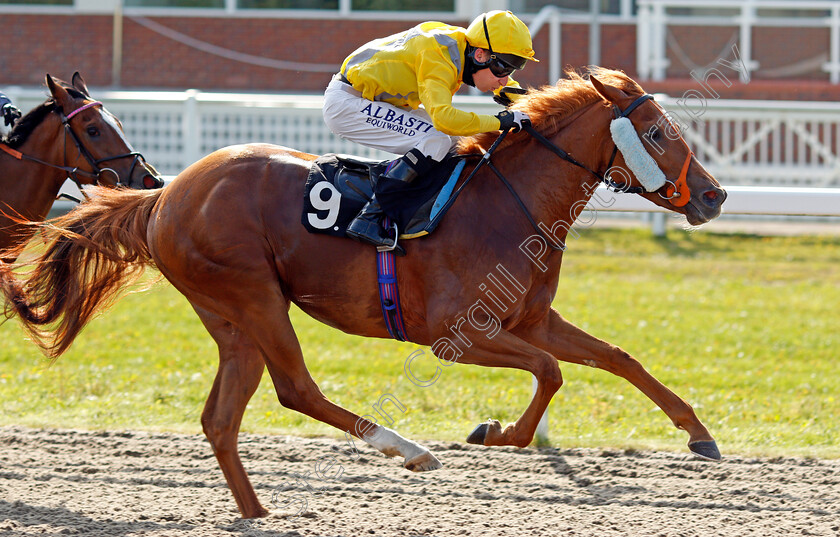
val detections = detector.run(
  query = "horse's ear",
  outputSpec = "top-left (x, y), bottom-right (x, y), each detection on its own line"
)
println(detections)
top-left (46, 74), bottom-right (73, 110)
top-left (590, 75), bottom-right (629, 107)
top-left (72, 72), bottom-right (91, 98)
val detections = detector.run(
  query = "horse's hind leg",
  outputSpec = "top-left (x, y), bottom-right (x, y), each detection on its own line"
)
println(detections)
top-left (246, 299), bottom-right (442, 473)
top-left (193, 305), bottom-right (269, 518)
top-left (190, 273), bottom-right (441, 475)
top-left (519, 308), bottom-right (720, 460)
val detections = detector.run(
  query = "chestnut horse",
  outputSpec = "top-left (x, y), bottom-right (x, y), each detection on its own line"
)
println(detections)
top-left (1, 69), bottom-right (726, 518)
top-left (0, 73), bottom-right (162, 262)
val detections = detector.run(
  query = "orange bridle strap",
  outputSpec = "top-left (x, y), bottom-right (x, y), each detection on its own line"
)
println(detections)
top-left (651, 101), bottom-right (694, 207)
top-left (665, 150), bottom-right (692, 207)
top-left (0, 143), bottom-right (23, 160)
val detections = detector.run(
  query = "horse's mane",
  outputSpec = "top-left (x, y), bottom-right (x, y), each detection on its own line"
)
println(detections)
top-left (1, 81), bottom-right (86, 149)
top-left (458, 67), bottom-right (645, 154)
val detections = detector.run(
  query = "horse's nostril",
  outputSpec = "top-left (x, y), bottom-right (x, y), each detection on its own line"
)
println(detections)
top-left (703, 190), bottom-right (721, 206)
top-left (143, 175), bottom-right (160, 189)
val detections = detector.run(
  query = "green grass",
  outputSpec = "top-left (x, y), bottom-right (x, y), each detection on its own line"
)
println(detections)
top-left (2, 227), bottom-right (839, 458)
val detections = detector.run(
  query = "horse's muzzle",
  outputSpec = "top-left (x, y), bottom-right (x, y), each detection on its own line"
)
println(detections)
top-left (688, 184), bottom-right (727, 224)
top-left (701, 184), bottom-right (727, 212)
top-left (143, 173), bottom-right (164, 189)
top-left (136, 159), bottom-right (164, 189)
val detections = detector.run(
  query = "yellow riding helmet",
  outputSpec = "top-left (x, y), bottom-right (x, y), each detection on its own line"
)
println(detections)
top-left (465, 10), bottom-right (538, 63)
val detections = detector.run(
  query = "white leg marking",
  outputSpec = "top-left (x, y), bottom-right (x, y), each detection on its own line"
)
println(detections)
top-left (364, 426), bottom-right (442, 472)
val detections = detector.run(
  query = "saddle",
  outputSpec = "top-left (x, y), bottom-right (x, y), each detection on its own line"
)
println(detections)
top-left (302, 153), bottom-right (466, 240)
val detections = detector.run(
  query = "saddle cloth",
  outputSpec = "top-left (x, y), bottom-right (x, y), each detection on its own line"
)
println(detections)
top-left (301, 153), bottom-right (466, 240)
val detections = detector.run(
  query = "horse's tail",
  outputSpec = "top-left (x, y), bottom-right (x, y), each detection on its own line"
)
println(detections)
top-left (0, 186), bottom-right (163, 359)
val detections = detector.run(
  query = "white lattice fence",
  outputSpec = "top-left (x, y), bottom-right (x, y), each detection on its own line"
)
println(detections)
top-left (4, 88), bottom-right (840, 187)
top-left (665, 99), bottom-right (840, 187)
top-left (114, 101), bottom-right (187, 174)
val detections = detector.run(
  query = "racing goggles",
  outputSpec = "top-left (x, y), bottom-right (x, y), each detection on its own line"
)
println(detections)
top-left (487, 53), bottom-right (527, 78)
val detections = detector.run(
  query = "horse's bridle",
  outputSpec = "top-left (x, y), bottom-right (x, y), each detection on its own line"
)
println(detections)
top-left (523, 93), bottom-right (693, 206)
top-left (466, 93), bottom-right (695, 252)
top-left (0, 100), bottom-right (158, 197)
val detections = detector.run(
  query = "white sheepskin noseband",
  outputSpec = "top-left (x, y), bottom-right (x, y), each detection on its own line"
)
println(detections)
top-left (609, 117), bottom-right (666, 192)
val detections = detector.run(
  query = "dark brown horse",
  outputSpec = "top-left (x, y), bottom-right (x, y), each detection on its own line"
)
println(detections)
top-left (0, 73), bottom-right (161, 262)
top-left (1, 69), bottom-right (726, 518)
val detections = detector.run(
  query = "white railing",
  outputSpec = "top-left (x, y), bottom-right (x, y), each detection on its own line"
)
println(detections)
top-left (2, 88), bottom-right (389, 175)
top-left (667, 98), bottom-right (840, 187)
top-left (588, 184), bottom-right (840, 217)
top-left (4, 88), bottom-right (840, 188)
top-left (529, 6), bottom-right (564, 85)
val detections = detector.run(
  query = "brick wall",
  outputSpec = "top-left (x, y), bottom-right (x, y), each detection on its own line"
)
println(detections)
top-left (666, 25), bottom-right (830, 80)
top-left (2, 15), bottom-right (113, 86)
top-left (3, 14), bottom-right (839, 101)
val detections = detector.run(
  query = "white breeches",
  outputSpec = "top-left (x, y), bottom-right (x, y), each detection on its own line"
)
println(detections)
top-left (323, 77), bottom-right (456, 161)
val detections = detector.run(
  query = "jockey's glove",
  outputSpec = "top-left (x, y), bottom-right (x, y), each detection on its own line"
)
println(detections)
top-left (493, 86), bottom-right (527, 108)
top-left (496, 109), bottom-right (530, 132)
top-left (2, 104), bottom-right (21, 127)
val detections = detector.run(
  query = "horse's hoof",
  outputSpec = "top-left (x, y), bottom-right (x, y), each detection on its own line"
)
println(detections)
top-left (243, 505), bottom-right (270, 519)
top-left (404, 451), bottom-right (442, 472)
top-left (689, 440), bottom-right (721, 461)
top-left (466, 423), bottom-right (489, 445)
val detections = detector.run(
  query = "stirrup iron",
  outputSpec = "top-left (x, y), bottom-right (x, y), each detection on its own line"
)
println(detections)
top-left (376, 221), bottom-right (400, 252)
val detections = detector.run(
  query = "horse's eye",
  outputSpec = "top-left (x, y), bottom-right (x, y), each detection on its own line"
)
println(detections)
top-left (649, 125), bottom-right (660, 141)
top-left (86, 126), bottom-right (100, 137)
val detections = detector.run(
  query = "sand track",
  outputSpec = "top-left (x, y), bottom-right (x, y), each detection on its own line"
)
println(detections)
top-left (1, 426), bottom-right (838, 536)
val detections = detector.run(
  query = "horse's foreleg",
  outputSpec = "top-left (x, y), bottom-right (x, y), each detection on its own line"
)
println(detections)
top-left (194, 306), bottom-right (269, 518)
top-left (519, 308), bottom-right (720, 460)
top-left (441, 328), bottom-right (564, 449)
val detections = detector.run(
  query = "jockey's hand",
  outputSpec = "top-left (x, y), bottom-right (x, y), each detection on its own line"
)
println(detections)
top-left (496, 110), bottom-right (530, 132)
top-left (2, 104), bottom-right (21, 127)
top-left (493, 87), bottom-right (527, 108)
top-left (493, 93), bottom-right (513, 107)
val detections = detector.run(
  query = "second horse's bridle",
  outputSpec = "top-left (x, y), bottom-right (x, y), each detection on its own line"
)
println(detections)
top-left (0, 100), bottom-right (160, 197)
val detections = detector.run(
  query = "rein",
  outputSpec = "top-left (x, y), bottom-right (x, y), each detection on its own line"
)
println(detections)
top-left (427, 128), bottom-right (512, 224)
top-left (0, 100), bottom-right (150, 199)
top-left (0, 134), bottom-right (99, 182)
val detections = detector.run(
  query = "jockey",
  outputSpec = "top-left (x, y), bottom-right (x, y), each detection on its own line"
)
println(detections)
top-left (323, 10), bottom-right (537, 252)
top-left (0, 91), bottom-right (22, 127)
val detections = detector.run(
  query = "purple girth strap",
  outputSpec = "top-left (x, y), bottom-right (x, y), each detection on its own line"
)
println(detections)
top-left (376, 218), bottom-right (408, 342)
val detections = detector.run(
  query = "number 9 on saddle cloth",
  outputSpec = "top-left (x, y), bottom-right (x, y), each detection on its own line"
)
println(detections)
top-left (302, 153), bottom-right (465, 241)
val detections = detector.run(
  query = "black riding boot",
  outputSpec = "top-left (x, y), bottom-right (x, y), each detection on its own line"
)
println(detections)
top-left (345, 196), bottom-right (405, 255)
top-left (346, 149), bottom-right (434, 255)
